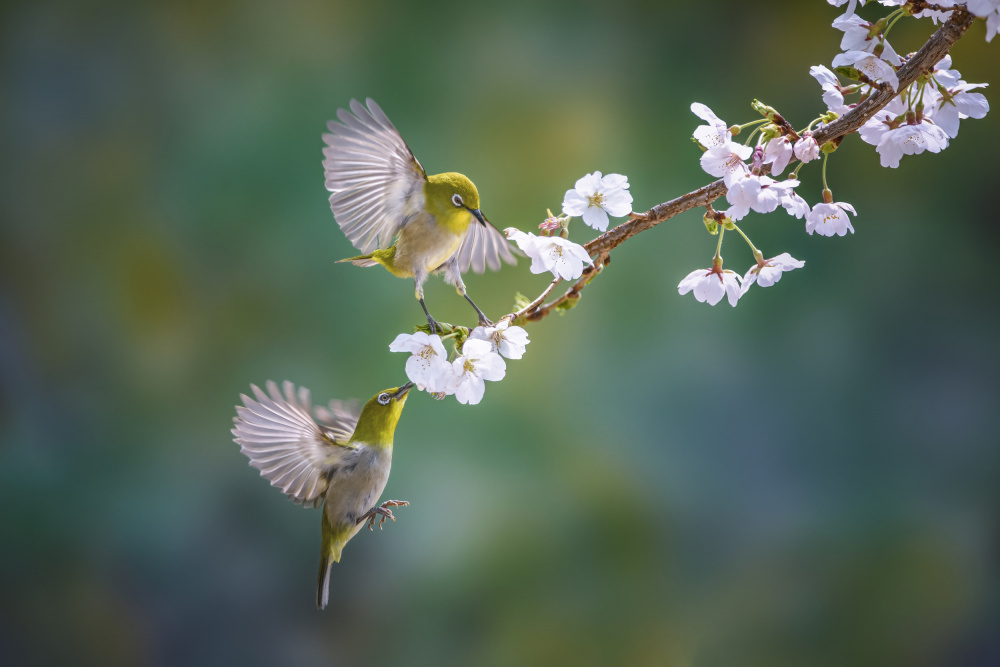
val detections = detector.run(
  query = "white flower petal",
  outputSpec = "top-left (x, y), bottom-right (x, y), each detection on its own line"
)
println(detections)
top-left (678, 269), bottom-right (709, 295)
top-left (602, 190), bottom-right (633, 217)
top-left (574, 172), bottom-right (602, 193)
top-left (691, 102), bottom-right (722, 124)
top-left (581, 204), bottom-right (611, 231)
top-left (562, 189), bottom-right (589, 216)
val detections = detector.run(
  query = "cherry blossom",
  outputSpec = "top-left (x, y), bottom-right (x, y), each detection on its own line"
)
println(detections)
top-left (678, 266), bottom-right (742, 307)
top-left (794, 133), bottom-right (821, 163)
top-left (810, 65), bottom-right (852, 116)
top-left (691, 103), bottom-right (732, 150)
top-left (726, 175), bottom-right (801, 221)
top-left (858, 96), bottom-right (907, 147)
top-left (832, 50), bottom-right (899, 91)
top-left (828, 0), bottom-right (862, 15)
top-left (876, 122), bottom-right (950, 168)
top-left (930, 55), bottom-right (962, 87)
top-left (763, 136), bottom-right (794, 175)
top-left (929, 82), bottom-right (990, 138)
top-left (562, 171), bottom-right (633, 231)
top-left (967, 0), bottom-right (1000, 41)
top-left (833, 13), bottom-right (902, 65)
top-left (505, 228), bottom-right (593, 281)
top-left (700, 141), bottom-right (753, 186)
top-left (389, 332), bottom-right (452, 393)
top-left (469, 319), bottom-right (530, 360)
top-left (806, 201), bottom-right (857, 237)
top-left (781, 191), bottom-right (810, 219)
top-left (450, 339), bottom-right (506, 405)
top-left (912, 7), bottom-right (954, 23)
top-left (740, 253), bottom-right (805, 295)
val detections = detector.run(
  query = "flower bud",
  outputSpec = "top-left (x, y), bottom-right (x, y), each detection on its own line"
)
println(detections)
top-left (752, 99), bottom-right (779, 122)
top-left (703, 210), bottom-right (719, 235)
top-left (760, 124), bottom-right (781, 141)
top-left (868, 17), bottom-right (888, 40)
top-left (835, 66), bottom-right (861, 82)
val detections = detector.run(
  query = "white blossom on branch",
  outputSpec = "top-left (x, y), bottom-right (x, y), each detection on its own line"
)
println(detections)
top-left (505, 228), bottom-right (594, 281)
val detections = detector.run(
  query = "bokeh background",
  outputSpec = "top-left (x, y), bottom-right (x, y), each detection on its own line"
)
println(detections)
top-left (2, 1), bottom-right (998, 665)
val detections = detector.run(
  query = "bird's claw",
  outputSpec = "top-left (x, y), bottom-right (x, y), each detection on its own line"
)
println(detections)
top-left (370, 509), bottom-right (392, 531)
top-left (361, 500), bottom-right (409, 531)
top-left (477, 316), bottom-right (494, 328)
top-left (427, 316), bottom-right (439, 335)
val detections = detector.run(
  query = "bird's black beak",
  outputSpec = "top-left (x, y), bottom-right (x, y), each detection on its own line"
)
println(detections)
top-left (469, 208), bottom-right (487, 227)
top-left (394, 382), bottom-right (415, 399)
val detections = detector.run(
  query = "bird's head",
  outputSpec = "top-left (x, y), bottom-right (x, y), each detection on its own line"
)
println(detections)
top-left (426, 172), bottom-right (488, 231)
top-left (350, 382), bottom-right (414, 447)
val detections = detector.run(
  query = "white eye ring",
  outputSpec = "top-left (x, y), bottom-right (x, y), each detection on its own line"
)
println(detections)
top-left (451, 194), bottom-right (463, 207)
top-left (378, 392), bottom-right (390, 405)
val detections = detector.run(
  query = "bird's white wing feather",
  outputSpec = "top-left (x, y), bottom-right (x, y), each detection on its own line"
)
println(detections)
top-left (455, 219), bottom-right (519, 274)
top-left (313, 398), bottom-right (360, 442)
top-left (323, 98), bottom-right (427, 253)
top-left (233, 381), bottom-right (359, 509)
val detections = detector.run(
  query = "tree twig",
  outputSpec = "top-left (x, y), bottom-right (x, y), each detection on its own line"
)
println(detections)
top-left (507, 8), bottom-right (975, 326)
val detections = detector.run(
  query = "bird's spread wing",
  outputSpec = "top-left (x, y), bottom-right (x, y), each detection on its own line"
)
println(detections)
top-left (233, 381), bottom-right (359, 508)
top-left (313, 398), bottom-right (360, 443)
top-left (323, 98), bottom-right (427, 253)
top-left (455, 220), bottom-right (519, 274)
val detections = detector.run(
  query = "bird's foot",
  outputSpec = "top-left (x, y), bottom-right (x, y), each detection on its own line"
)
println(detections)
top-left (358, 500), bottom-right (410, 531)
top-left (426, 315), bottom-right (439, 335)
top-left (463, 294), bottom-right (492, 328)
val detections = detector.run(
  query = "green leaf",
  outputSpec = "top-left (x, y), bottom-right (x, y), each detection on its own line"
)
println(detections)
top-left (555, 294), bottom-right (580, 314)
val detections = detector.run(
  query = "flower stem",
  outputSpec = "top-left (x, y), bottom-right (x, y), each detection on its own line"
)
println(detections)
top-left (736, 118), bottom-right (769, 133)
top-left (801, 117), bottom-right (824, 134)
top-left (714, 226), bottom-right (725, 262)
top-left (732, 224), bottom-right (762, 261)
top-left (821, 151), bottom-right (830, 193)
top-left (821, 151), bottom-right (833, 203)
top-left (882, 10), bottom-right (907, 39)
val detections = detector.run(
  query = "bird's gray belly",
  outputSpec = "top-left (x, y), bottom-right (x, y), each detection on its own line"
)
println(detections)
top-left (324, 447), bottom-right (392, 527)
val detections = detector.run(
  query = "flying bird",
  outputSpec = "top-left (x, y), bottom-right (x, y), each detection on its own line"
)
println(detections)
top-left (323, 98), bottom-right (517, 332)
top-left (233, 380), bottom-right (413, 609)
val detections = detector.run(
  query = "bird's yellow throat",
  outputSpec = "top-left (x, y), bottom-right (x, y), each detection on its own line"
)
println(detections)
top-left (348, 390), bottom-right (409, 448)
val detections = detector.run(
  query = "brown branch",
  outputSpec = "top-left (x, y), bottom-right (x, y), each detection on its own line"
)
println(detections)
top-left (507, 8), bottom-right (975, 326)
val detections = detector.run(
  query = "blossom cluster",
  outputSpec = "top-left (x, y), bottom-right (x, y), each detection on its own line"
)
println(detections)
top-left (676, 1), bottom-right (991, 308)
top-left (829, 1), bottom-right (1000, 42)
top-left (390, 319), bottom-right (529, 405)
top-left (391, 170), bottom-right (637, 407)
top-left (502, 170), bottom-right (635, 282)
top-left (388, 2), bottom-right (995, 408)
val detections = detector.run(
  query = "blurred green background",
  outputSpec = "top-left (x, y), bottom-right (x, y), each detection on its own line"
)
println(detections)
top-left (2, 1), bottom-right (998, 665)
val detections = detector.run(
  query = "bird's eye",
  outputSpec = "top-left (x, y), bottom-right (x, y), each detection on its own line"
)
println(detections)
top-left (378, 392), bottom-right (390, 405)
top-left (451, 194), bottom-right (463, 207)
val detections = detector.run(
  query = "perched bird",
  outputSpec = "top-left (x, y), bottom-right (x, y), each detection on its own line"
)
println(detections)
top-left (323, 98), bottom-right (517, 332)
top-left (232, 380), bottom-right (413, 609)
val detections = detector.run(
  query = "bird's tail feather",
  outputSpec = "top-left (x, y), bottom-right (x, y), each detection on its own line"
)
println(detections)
top-left (317, 553), bottom-right (333, 610)
top-left (316, 512), bottom-right (342, 610)
top-left (336, 253), bottom-right (378, 268)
